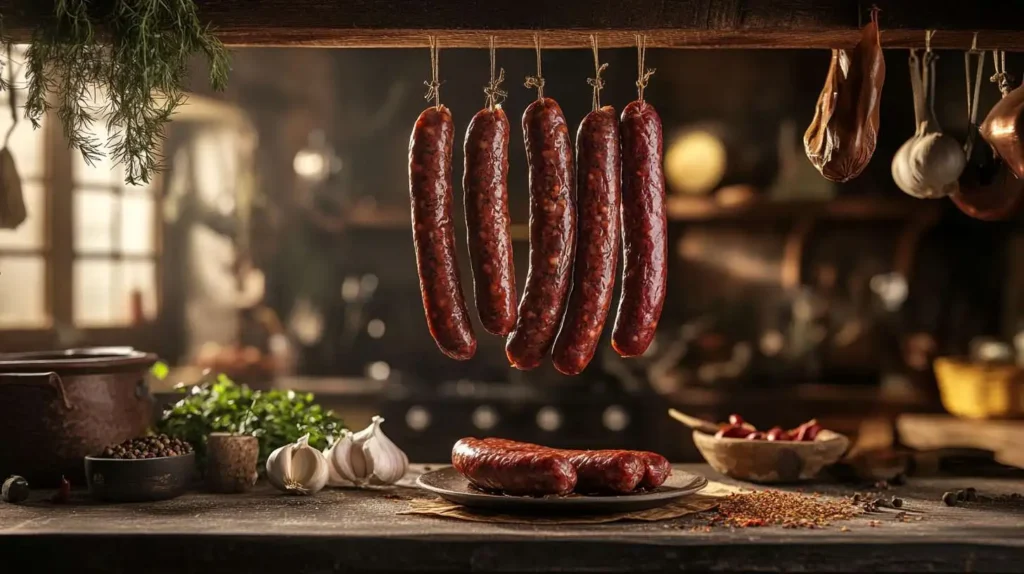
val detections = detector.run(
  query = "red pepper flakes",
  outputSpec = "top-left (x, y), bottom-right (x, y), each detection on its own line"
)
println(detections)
top-left (711, 490), bottom-right (860, 529)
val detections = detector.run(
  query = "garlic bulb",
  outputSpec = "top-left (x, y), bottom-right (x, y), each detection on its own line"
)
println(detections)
top-left (892, 48), bottom-right (966, 199)
top-left (324, 416), bottom-right (408, 486)
top-left (266, 433), bottom-right (329, 495)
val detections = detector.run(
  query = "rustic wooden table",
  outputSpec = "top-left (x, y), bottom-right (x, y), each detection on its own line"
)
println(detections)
top-left (1, 464), bottom-right (1021, 573)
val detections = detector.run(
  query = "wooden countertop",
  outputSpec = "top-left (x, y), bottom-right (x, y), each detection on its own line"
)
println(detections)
top-left (1, 464), bottom-right (1021, 573)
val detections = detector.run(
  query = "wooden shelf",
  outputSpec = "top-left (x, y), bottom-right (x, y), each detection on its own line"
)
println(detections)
top-left (4, 1), bottom-right (1024, 49)
top-left (666, 195), bottom-right (944, 222)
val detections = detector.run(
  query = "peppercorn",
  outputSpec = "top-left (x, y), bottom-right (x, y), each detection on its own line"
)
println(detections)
top-left (98, 434), bottom-right (194, 459)
top-left (891, 496), bottom-right (903, 508)
top-left (2, 475), bottom-right (29, 503)
top-left (956, 489), bottom-right (967, 502)
top-left (965, 487), bottom-right (977, 502)
top-left (942, 491), bottom-right (958, 506)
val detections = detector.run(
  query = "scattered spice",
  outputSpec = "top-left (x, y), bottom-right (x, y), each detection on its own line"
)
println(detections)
top-left (51, 476), bottom-right (70, 504)
top-left (712, 490), bottom-right (860, 529)
top-left (840, 526), bottom-right (850, 532)
top-left (942, 491), bottom-right (958, 506)
top-left (890, 496), bottom-right (903, 508)
top-left (873, 480), bottom-right (890, 490)
top-left (869, 520), bottom-right (881, 527)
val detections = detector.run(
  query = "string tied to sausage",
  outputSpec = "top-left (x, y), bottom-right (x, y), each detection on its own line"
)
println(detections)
top-left (634, 33), bottom-right (655, 104)
top-left (423, 35), bottom-right (443, 109)
top-left (484, 35), bottom-right (507, 111)
top-left (587, 34), bottom-right (608, 112)
top-left (524, 34), bottom-right (546, 99)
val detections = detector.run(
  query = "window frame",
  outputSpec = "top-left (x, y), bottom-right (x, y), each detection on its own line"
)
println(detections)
top-left (0, 109), bottom-right (164, 352)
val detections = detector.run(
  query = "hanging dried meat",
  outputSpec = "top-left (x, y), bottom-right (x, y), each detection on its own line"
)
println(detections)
top-left (803, 7), bottom-right (886, 183)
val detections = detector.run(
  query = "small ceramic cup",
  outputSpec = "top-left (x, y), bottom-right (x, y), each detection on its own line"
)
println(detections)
top-left (205, 433), bottom-right (259, 493)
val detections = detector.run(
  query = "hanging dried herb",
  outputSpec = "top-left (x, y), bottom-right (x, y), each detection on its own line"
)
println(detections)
top-left (15, 0), bottom-right (230, 186)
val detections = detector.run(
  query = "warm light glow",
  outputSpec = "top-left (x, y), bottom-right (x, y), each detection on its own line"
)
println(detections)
top-left (665, 129), bottom-right (727, 195)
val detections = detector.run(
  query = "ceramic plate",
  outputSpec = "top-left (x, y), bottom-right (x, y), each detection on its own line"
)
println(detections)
top-left (416, 466), bottom-right (708, 513)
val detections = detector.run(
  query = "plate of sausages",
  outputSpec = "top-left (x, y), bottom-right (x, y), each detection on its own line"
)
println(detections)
top-left (416, 438), bottom-right (707, 513)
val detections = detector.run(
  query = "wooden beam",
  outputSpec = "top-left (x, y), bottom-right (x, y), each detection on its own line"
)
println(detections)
top-left (1, 1), bottom-right (1024, 49)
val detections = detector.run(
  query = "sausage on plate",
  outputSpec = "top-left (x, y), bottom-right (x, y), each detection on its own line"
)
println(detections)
top-left (451, 437), bottom-right (576, 496)
top-left (505, 98), bottom-right (576, 370)
top-left (409, 105), bottom-right (477, 360)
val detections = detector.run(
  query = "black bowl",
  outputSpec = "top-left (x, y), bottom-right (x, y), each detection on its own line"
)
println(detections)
top-left (84, 452), bottom-right (195, 502)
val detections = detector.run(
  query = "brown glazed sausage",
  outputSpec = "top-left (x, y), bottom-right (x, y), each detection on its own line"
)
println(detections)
top-left (612, 101), bottom-right (667, 358)
top-left (451, 437), bottom-right (576, 496)
top-left (409, 106), bottom-right (477, 360)
top-left (633, 451), bottom-right (672, 489)
top-left (470, 438), bottom-right (645, 495)
top-left (551, 106), bottom-right (621, 375)
top-left (506, 98), bottom-right (576, 370)
top-left (463, 107), bottom-right (517, 335)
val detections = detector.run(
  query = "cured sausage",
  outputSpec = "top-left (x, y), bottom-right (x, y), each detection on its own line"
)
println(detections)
top-left (612, 101), bottom-right (667, 358)
top-left (463, 107), bottom-right (517, 335)
top-left (409, 105), bottom-right (477, 360)
top-left (465, 438), bottom-right (647, 495)
top-left (506, 98), bottom-right (576, 370)
top-left (633, 451), bottom-right (672, 489)
top-left (451, 437), bottom-right (576, 496)
top-left (551, 106), bottom-right (621, 376)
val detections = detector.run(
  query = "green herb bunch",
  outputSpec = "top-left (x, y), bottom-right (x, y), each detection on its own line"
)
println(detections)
top-left (156, 374), bottom-right (344, 469)
top-left (20, 0), bottom-right (230, 185)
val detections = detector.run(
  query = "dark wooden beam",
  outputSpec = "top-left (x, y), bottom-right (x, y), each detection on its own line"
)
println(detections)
top-left (1, 1), bottom-right (1024, 49)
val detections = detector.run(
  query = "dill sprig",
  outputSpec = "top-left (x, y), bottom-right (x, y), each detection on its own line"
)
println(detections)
top-left (20, 0), bottom-right (230, 185)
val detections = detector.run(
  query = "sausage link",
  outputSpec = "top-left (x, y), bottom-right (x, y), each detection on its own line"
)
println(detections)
top-left (451, 437), bottom-right (576, 496)
top-left (472, 438), bottom-right (645, 495)
top-left (506, 98), bottom-right (576, 370)
top-left (552, 106), bottom-right (621, 375)
top-left (409, 106), bottom-right (477, 360)
top-left (612, 101), bottom-right (667, 358)
top-left (463, 107), bottom-right (517, 336)
top-left (633, 451), bottom-right (672, 489)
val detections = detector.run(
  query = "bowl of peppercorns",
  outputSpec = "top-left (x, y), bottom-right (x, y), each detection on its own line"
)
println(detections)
top-left (84, 434), bottom-right (195, 502)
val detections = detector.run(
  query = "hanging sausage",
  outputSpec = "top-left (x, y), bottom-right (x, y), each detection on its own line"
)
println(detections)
top-left (505, 36), bottom-right (577, 370)
top-left (611, 35), bottom-right (668, 358)
top-left (408, 38), bottom-right (477, 360)
top-left (463, 38), bottom-right (517, 336)
top-left (552, 36), bottom-right (621, 376)
top-left (804, 6), bottom-right (886, 183)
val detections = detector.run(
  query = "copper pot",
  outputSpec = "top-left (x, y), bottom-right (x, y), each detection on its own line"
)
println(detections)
top-left (0, 347), bottom-right (157, 486)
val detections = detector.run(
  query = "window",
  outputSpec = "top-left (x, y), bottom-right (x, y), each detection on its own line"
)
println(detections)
top-left (0, 49), bottom-right (48, 328)
top-left (72, 130), bottom-right (159, 326)
top-left (0, 45), bottom-right (161, 335)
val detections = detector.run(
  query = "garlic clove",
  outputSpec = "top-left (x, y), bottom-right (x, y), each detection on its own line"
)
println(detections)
top-left (360, 416), bottom-right (409, 486)
top-left (325, 430), bottom-right (372, 486)
top-left (266, 433), bottom-right (329, 495)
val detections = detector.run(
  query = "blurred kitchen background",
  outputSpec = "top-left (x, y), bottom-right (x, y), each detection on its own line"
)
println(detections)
top-left (1, 46), bottom-right (1021, 465)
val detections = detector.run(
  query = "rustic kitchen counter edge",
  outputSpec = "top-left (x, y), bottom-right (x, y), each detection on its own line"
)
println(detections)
top-left (1, 464), bottom-right (1022, 573)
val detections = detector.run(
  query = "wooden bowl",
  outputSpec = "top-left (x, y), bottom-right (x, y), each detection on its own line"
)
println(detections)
top-left (692, 430), bottom-right (849, 483)
top-left (85, 452), bottom-right (195, 502)
top-left (934, 357), bottom-right (1024, 420)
